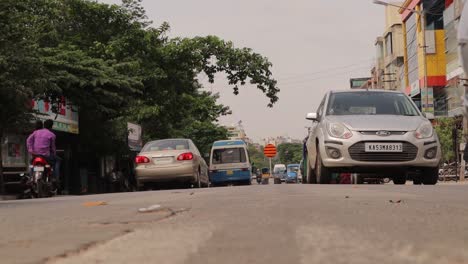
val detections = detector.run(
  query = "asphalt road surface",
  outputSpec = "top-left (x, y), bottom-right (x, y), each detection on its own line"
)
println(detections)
top-left (2, 183), bottom-right (468, 264)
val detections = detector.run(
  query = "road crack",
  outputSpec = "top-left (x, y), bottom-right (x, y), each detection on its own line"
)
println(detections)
top-left (44, 207), bottom-right (190, 263)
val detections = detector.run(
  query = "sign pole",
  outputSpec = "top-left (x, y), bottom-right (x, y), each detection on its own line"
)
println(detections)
top-left (269, 158), bottom-right (272, 178)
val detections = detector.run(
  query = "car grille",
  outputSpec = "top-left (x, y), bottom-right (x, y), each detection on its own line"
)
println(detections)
top-left (359, 131), bottom-right (407, 136)
top-left (348, 142), bottom-right (418, 162)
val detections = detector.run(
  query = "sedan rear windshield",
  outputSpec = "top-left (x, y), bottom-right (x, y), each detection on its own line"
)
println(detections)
top-left (212, 148), bottom-right (247, 164)
top-left (327, 92), bottom-right (420, 116)
top-left (142, 139), bottom-right (189, 152)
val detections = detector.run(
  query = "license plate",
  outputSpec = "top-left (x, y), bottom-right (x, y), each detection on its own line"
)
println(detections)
top-left (152, 157), bottom-right (173, 164)
top-left (226, 170), bottom-right (234, 175)
top-left (365, 143), bottom-right (403, 152)
top-left (33, 166), bottom-right (45, 172)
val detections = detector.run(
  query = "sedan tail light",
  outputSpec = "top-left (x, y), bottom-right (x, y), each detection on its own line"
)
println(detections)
top-left (177, 152), bottom-right (194, 161)
top-left (135, 156), bottom-right (150, 164)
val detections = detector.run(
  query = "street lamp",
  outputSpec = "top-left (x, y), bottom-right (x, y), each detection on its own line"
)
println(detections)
top-left (372, 0), bottom-right (421, 14)
top-left (372, 0), bottom-right (430, 117)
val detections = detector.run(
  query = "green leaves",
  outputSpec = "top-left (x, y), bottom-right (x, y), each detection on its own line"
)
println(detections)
top-left (277, 143), bottom-right (303, 165)
top-left (163, 36), bottom-right (279, 107)
top-left (1, 0), bottom-right (279, 156)
top-left (435, 118), bottom-right (461, 163)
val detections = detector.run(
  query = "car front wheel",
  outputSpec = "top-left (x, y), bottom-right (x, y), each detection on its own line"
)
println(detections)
top-left (422, 167), bottom-right (438, 185)
top-left (315, 149), bottom-right (331, 184)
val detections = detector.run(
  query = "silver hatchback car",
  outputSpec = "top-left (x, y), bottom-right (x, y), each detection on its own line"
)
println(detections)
top-left (305, 90), bottom-right (441, 185)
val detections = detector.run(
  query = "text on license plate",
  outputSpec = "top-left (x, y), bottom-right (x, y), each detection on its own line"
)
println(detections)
top-left (153, 157), bottom-right (173, 164)
top-left (365, 143), bottom-right (403, 152)
top-left (33, 166), bottom-right (45, 172)
top-left (226, 170), bottom-right (234, 175)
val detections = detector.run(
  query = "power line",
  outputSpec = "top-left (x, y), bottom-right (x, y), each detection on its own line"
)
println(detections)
top-left (279, 64), bottom-right (373, 86)
top-left (275, 58), bottom-right (375, 81)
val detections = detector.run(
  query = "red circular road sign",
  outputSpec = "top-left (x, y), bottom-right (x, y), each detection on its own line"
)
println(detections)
top-left (263, 144), bottom-right (277, 158)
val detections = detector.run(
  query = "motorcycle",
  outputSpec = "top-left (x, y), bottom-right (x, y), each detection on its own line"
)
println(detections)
top-left (22, 156), bottom-right (56, 198)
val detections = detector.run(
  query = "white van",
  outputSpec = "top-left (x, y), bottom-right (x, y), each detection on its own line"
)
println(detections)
top-left (209, 140), bottom-right (252, 185)
top-left (273, 164), bottom-right (287, 184)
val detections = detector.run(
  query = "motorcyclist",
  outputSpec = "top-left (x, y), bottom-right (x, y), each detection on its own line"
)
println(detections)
top-left (26, 119), bottom-right (61, 186)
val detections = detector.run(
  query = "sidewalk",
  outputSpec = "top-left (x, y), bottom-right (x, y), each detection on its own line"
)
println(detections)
top-left (0, 195), bottom-right (19, 201)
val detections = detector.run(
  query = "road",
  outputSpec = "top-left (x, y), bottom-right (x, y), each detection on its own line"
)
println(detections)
top-left (2, 183), bottom-right (468, 264)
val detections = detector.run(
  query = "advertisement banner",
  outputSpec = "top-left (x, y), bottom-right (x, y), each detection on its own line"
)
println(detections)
top-left (128, 123), bottom-right (143, 151)
top-left (1, 134), bottom-right (27, 167)
top-left (421, 87), bottom-right (434, 114)
top-left (32, 98), bottom-right (79, 134)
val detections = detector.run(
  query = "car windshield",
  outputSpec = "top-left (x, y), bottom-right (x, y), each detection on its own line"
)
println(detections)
top-left (288, 166), bottom-right (299, 172)
top-left (274, 168), bottom-right (286, 173)
top-left (142, 139), bottom-right (189, 152)
top-left (212, 148), bottom-right (247, 164)
top-left (326, 92), bottom-right (420, 116)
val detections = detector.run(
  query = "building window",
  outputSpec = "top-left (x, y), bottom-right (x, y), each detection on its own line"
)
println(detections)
top-left (424, 0), bottom-right (445, 30)
top-left (406, 14), bottom-right (419, 88)
top-left (385, 33), bottom-right (393, 56)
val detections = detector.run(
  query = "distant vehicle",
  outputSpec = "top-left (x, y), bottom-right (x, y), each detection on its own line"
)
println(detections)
top-left (285, 164), bottom-right (300, 183)
top-left (305, 90), bottom-right (441, 185)
top-left (273, 164), bottom-right (287, 184)
top-left (209, 140), bottom-right (252, 186)
top-left (260, 167), bottom-right (270, 184)
top-left (134, 139), bottom-right (209, 190)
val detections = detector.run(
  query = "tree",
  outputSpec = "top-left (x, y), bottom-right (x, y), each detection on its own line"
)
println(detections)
top-left (435, 117), bottom-right (461, 163)
top-left (0, 0), bottom-right (280, 193)
top-left (248, 145), bottom-right (269, 169)
top-left (277, 143), bottom-right (303, 165)
top-left (0, 0), bottom-right (54, 194)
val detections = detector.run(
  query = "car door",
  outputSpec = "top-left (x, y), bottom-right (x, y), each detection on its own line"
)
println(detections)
top-left (307, 94), bottom-right (327, 170)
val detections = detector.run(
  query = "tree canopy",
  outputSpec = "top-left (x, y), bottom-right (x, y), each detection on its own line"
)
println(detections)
top-left (0, 0), bottom-right (280, 193)
top-left (1, 0), bottom-right (279, 153)
top-left (277, 143), bottom-right (303, 165)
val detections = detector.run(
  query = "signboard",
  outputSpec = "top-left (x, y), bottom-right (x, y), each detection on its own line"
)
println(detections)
top-left (410, 81), bottom-right (420, 97)
top-left (128, 122), bottom-right (143, 151)
top-left (1, 134), bottom-right (27, 167)
top-left (263, 144), bottom-right (277, 158)
top-left (421, 87), bottom-right (434, 114)
top-left (350, 78), bottom-right (371, 89)
top-left (32, 98), bottom-right (79, 134)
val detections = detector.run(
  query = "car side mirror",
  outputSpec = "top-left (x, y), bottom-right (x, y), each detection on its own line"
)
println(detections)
top-left (422, 112), bottom-right (427, 118)
top-left (306, 112), bottom-right (318, 121)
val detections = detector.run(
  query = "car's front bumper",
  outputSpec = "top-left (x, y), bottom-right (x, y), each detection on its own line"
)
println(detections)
top-left (319, 132), bottom-right (441, 169)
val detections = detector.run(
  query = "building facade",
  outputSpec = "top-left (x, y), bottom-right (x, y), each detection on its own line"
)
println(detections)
top-left (400, 0), bottom-right (448, 117)
top-left (444, 0), bottom-right (466, 117)
top-left (369, 4), bottom-right (406, 91)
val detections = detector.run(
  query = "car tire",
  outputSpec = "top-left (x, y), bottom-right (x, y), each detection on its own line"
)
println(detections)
top-left (195, 170), bottom-right (202, 188)
top-left (315, 149), bottom-right (331, 184)
top-left (422, 167), bottom-right (438, 185)
top-left (393, 176), bottom-right (407, 185)
top-left (307, 158), bottom-right (317, 184)
top-left (412, 175), bottom-right (422, 185)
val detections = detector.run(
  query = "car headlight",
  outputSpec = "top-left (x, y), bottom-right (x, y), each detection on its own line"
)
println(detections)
top-left (327, 123), bottom-right (353, 139)
top-left (414, 123), bottom-right (434, 139)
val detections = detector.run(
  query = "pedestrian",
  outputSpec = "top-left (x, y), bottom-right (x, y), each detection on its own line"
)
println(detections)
top-left (26, 119), bottom-right (61, 186)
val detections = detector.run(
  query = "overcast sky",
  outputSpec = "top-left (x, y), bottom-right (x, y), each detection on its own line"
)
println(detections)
top-left (102, 0), bottom-right (385, 142)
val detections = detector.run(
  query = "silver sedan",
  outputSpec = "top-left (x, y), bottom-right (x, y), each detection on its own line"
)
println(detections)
top-left (135, 139), bottom-right (209, 190)
top-left (304, 90), bottom-right (441, 185)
